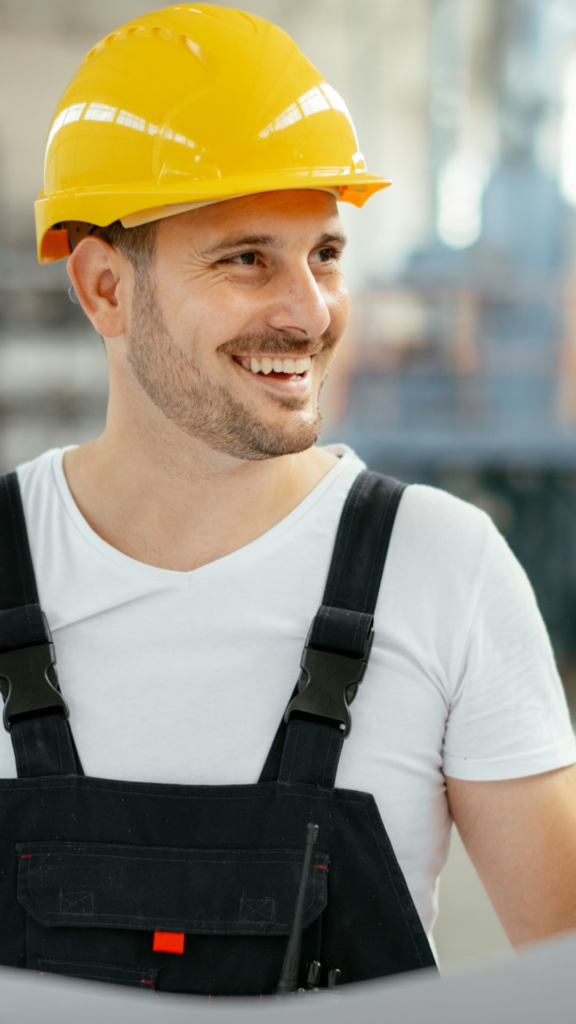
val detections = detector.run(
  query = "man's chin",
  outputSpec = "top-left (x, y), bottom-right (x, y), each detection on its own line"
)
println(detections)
top-left (201, 415), bottom-right (323, 461)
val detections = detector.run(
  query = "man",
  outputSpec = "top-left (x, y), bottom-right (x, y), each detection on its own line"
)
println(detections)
top-left (1, 2), bottom-right (576, 996)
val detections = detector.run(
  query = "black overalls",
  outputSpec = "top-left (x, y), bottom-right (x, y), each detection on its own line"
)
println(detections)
top-left (0, 468), bottom-right (436, 995)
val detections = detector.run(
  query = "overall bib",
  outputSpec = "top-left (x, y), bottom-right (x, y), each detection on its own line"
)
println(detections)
top-left (0, 469), bottom-right (436, 995)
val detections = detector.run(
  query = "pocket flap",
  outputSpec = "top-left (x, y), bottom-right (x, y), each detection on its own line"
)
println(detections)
top-left (17, 842), bottom-right (329, 936)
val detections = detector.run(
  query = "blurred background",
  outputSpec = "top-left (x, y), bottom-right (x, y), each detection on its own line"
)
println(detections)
top-left (2, 0), bottom-right (576, 972)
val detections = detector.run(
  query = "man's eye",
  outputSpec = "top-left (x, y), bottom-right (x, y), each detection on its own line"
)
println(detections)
top-left (220, 251), bottom-right (258, 266)
top-left (316, 247), bottom-right (339, 263)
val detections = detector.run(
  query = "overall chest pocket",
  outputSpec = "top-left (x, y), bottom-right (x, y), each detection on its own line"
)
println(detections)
top-left (16, 841), bottom-right (329, 994)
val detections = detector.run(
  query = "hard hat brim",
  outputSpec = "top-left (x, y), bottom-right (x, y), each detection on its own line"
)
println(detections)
top-left (36, 173), bottom-right (391, 264)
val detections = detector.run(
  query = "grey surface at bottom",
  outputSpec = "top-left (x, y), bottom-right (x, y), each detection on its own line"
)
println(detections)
top-left (4, 929), bottom-right (576, 1024)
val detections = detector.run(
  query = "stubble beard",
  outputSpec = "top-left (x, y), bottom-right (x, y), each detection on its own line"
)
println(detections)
top-left (126, 272), bottom-right (332, 461)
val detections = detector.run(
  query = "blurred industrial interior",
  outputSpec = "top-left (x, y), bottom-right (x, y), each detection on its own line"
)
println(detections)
top-left (1, 0), bottom-right (576, 973)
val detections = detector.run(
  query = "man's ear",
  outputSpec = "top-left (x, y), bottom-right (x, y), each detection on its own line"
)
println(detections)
top-left (67, 237), bottom-right (133, 339)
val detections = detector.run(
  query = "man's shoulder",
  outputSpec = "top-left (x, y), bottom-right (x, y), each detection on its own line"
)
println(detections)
top-left (10, 448), bottom-right (68, 518)
top-left (326, 460), bottom-right (498, 577)
top-left (386, 478), bottom-right (497, 581)
top-left (399, 479), bottom-right (492, 531)
top-left (14, 447), bottom-right (65, 486)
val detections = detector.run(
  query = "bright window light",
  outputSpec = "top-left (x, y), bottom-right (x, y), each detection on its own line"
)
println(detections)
top-left (437, 150), bottom-right (490, 249)
top-left (561, 53), bottom-right (576, 206)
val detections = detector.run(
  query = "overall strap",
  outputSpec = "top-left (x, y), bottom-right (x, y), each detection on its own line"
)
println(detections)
top-left (260, 470), bottom-right (406, 788)
top-left (0, 472), bottom-right (81, 777)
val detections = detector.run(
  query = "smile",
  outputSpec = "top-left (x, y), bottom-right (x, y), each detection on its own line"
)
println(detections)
top-left (233, 355), bottom-right (311, 377)
top-left (231, 354), bottom-right (313, 394)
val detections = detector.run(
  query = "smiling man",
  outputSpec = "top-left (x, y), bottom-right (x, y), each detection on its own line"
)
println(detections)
top-left (64, 190), bottom-right (348, 568)
top-left (1, 2), bottom-right (576, 999)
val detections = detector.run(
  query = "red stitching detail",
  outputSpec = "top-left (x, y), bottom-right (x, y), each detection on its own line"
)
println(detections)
top-left (20, 854), bottom-right (32, 859)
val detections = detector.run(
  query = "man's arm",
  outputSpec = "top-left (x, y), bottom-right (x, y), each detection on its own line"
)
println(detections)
top-left (446, 766), bottom-right (576, 946)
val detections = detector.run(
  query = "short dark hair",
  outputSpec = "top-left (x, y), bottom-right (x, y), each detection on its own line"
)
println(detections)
top-left (91, 219), bottom-right (160, 275)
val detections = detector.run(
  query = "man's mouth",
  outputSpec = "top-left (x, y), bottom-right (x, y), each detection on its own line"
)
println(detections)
top-left (232, 354), bottom-right (311, 380)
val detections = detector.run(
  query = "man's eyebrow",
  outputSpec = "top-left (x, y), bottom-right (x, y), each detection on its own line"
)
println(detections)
top-left (316, 232), bottom-right (348, 248)
top-left (203, 234), bottom-right (280, 257)
top-left (202, 230), bottom-right (348, 258)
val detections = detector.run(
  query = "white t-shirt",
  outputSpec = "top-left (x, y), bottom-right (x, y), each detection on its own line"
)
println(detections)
top-left (4, 444), bottom-right (575, 935)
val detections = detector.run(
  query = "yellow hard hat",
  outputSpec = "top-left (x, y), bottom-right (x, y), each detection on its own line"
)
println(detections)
top-left (35, 4), bottom-right (391, 264)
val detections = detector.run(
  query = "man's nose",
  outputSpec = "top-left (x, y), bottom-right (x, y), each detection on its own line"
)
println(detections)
top-left (265, 262), bottom-right (332, 341)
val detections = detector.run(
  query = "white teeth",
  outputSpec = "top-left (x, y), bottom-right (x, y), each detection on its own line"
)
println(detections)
top-left (239, 354), bottom-right (312, 375)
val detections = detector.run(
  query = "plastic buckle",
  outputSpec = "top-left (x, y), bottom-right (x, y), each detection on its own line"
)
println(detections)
top-left (0, 641), bottom-right (69, 731)
top-left (284, 629), bottom-right (374, 738)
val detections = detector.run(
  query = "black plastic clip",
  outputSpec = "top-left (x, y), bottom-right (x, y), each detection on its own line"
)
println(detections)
top-left (284, 627), bottom-right (374, 738)
top-left (0, 637), bottom-right (69, 731)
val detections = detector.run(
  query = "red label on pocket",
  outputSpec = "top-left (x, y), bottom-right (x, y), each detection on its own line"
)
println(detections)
top-left (153, 931), bottom-right (185, 954)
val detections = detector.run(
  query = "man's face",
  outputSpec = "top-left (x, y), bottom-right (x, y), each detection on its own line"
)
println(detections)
top-left (126, 189), bottom-right (350, 460)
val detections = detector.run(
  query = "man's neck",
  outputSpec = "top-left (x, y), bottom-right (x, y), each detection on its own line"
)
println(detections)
top-left (62, 434), bottom-right (339, 572)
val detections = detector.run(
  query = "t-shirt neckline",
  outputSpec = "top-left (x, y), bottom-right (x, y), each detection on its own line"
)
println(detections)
top-left (50, 444), bottom-right (362, 586)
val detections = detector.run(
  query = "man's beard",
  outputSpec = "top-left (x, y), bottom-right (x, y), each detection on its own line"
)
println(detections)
top-left (126, 273), bottom-right (334, 461)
